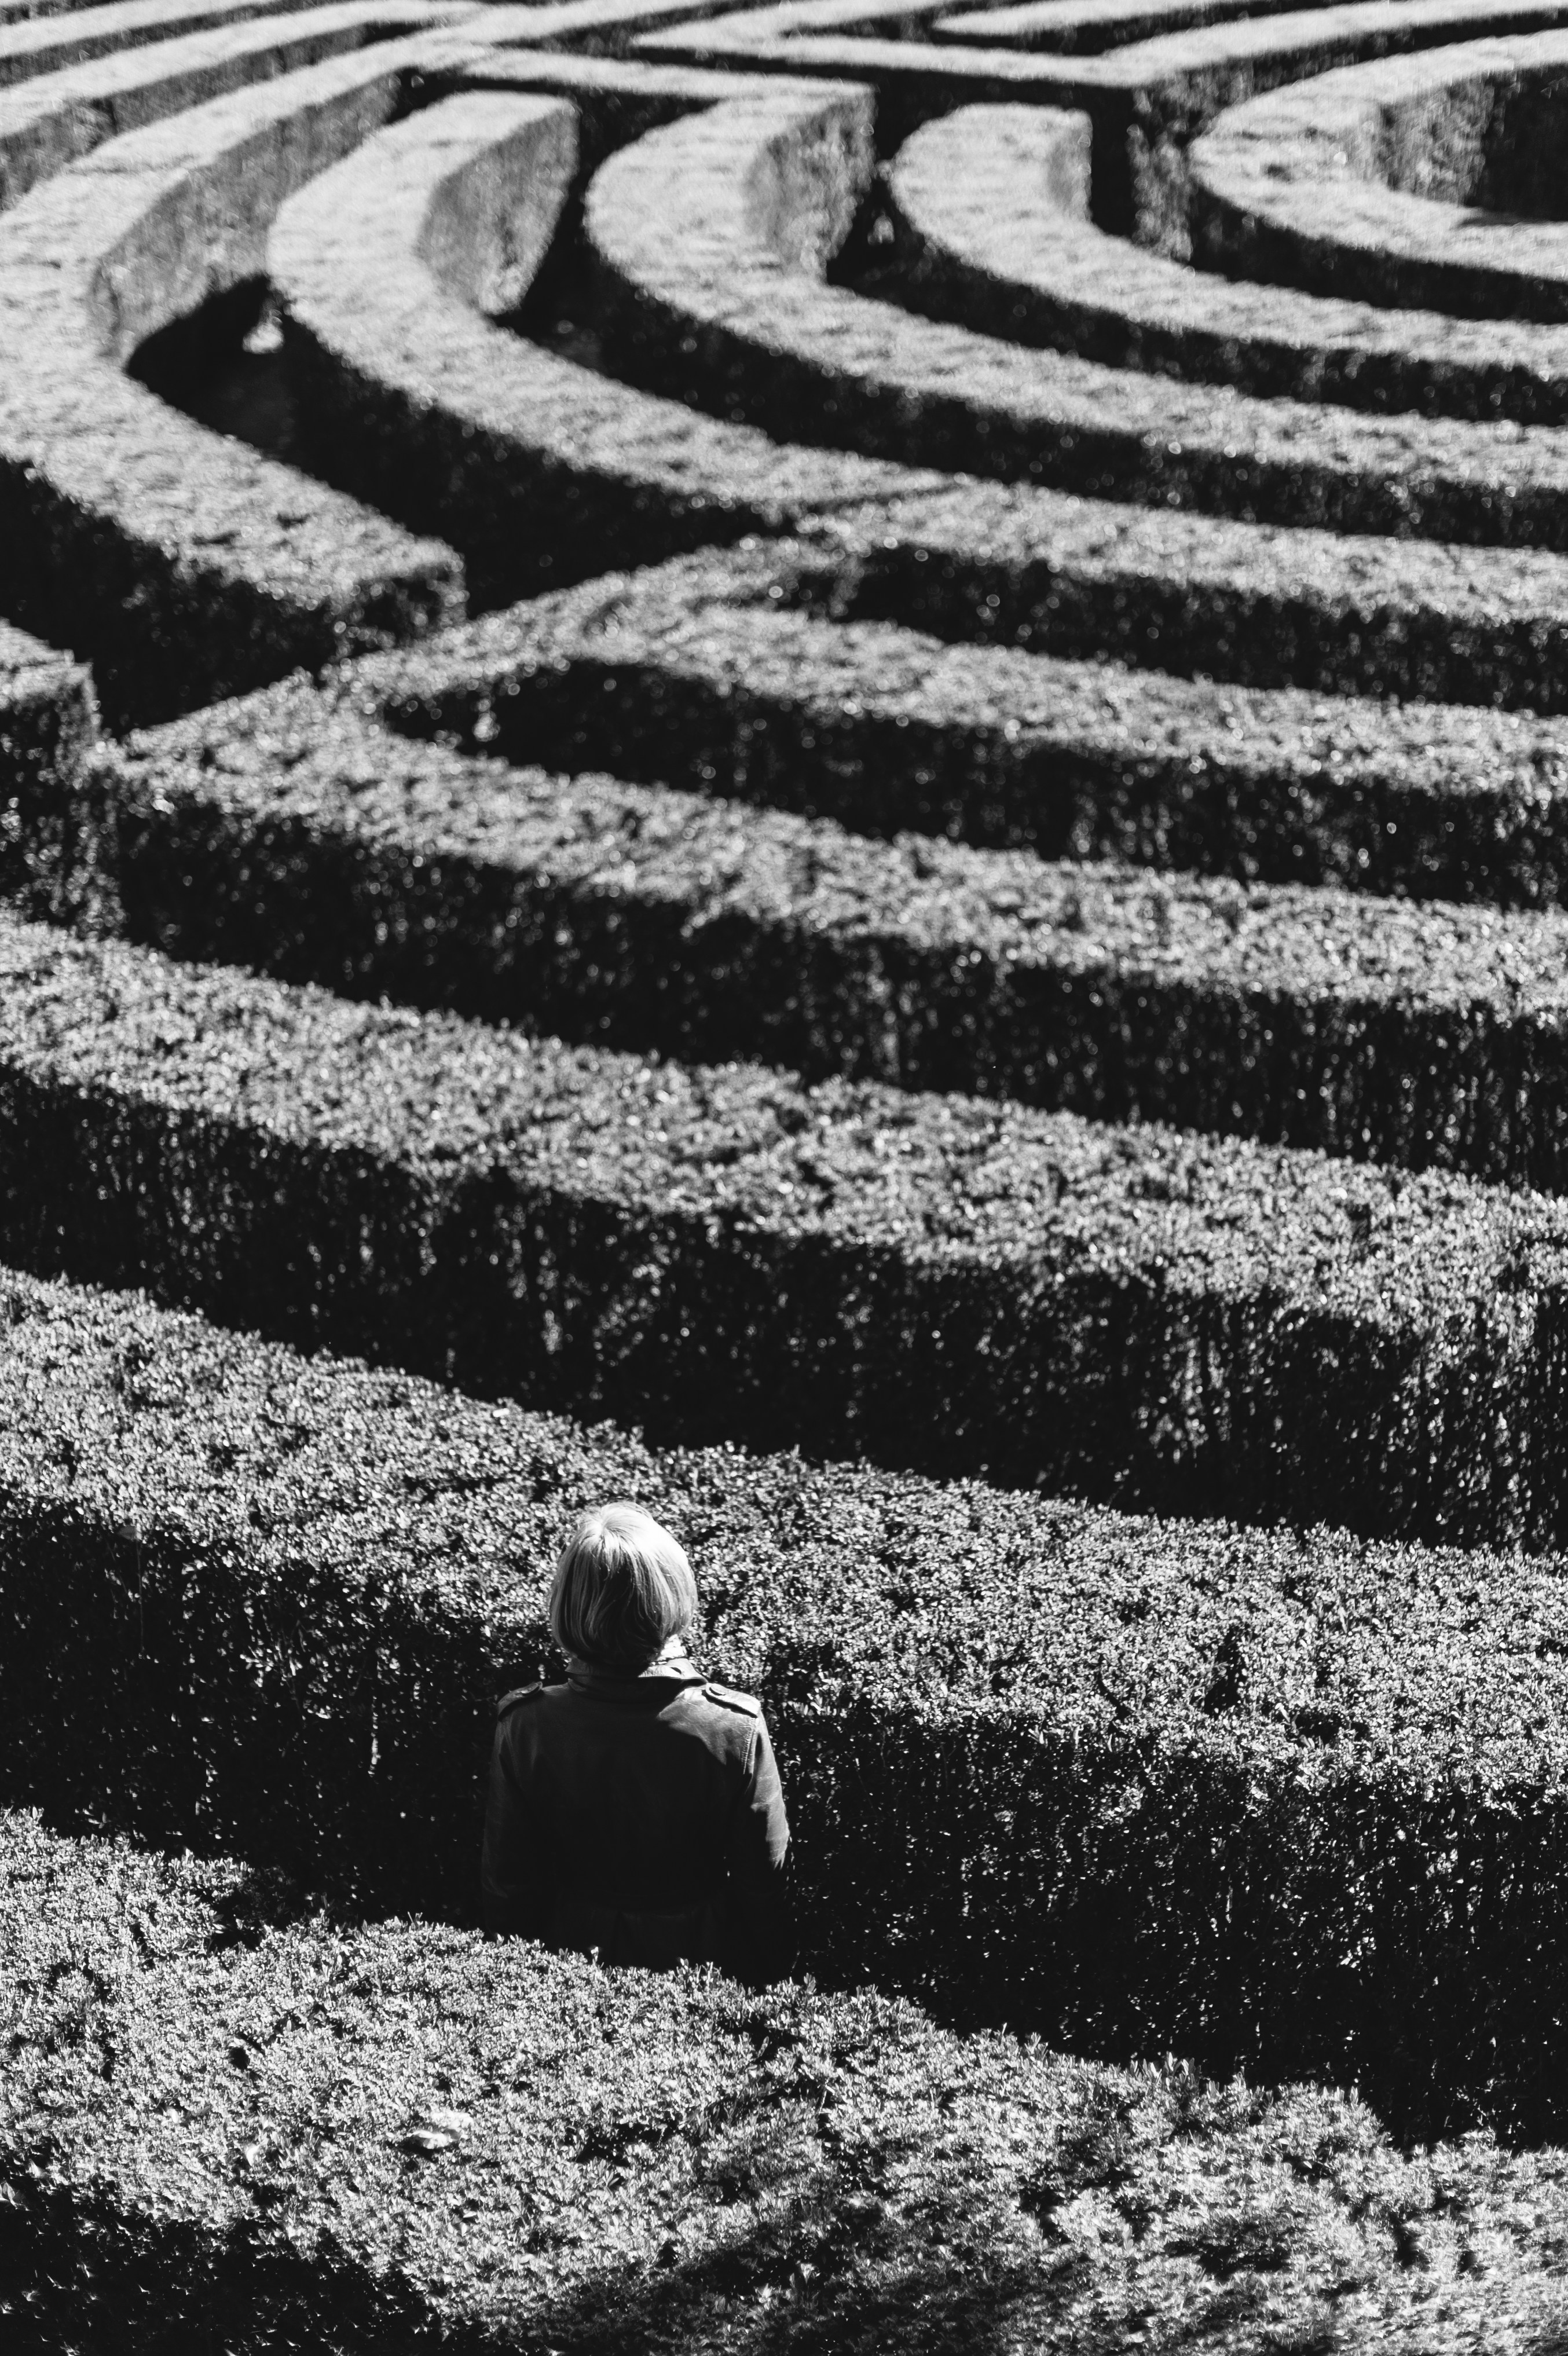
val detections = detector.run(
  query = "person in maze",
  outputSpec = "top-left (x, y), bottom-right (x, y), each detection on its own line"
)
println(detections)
top-left (482, 1502), bottom-right (792, 1981)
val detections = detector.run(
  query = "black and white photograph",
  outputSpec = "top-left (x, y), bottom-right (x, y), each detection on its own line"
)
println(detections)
top-left (3, 0), bottom-right (1568, 2343)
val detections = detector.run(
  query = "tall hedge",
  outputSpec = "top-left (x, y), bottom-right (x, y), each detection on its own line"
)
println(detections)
top-left (354, 543), bottom-right (1568, 909)
top-left (79, 666), bottom-right (1568, 1193)
top-left (0, 28), bottom-right (467, 729)
top-left (584, 75), bottom-right (1568, 551)
top-left (884, 93), bottom-right (1568, 426)
top-left (9, 1263), bottom-right (1568, 2133)
top-left (5, 913), bottom-right (1568, 1544)
top-left (5, 1816), bottom-right (1567, 2351)
top-left (0, 622), bottom-right (96, 921)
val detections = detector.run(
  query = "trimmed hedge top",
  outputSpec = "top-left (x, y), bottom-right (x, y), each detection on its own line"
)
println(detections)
top-left (1190, 29), bottom-right (1568, 318)
top-left (811, 483), bottom-right (1568, 712)
top-left (9, 1816), bottom-right (1566, 2351)
top-left (0, 0), bottom-right (323, 87)
top-left (888, 98), bottom-right (1568, 424)
top-left (587, 76), bottom-right (1568, 549)
top-left (0, 0), bottom-right (449, 215)
top-left (1191, 30), bottom-right (1568, 323)
top-left (14, 1258), bottom-right (1568, 2126)
top-left (345, 540), bottom-right (1568, 904)
top-left (0, 26), bottom-right (468, 723)
top-left (933, 0), bottom-right (1324, 56)
top-left (0, 617), bottom-right (91, 731)
top-left (466, 0), bottom-right (754, 54)
top-left (8, 903), bottom-right (1568, 1325)
top-left (8, 1252), bottom-right (1568, 1788)
top-left (78, 647), bottom-right (1568, 1194)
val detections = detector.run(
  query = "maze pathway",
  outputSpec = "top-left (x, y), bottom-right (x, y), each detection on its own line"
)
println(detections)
top-left (8, 0), bottom-right (1568, 2336)
top-left (0, 19), bottom-right (475, 720)
top-left (0, 0), bottom-right (467, 210)
top-left (889, 98), bottom-right (1568, 417)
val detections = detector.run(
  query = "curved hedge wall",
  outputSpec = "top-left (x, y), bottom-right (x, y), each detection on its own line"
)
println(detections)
top-left (6, 1814), bottom-right (1568, 2348)
top-left (9, 1264), bottom-right (1568, 2131)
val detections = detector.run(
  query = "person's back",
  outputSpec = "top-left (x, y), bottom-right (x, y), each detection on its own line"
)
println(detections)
top-left (482, 1505), bottom-right (790, 1982)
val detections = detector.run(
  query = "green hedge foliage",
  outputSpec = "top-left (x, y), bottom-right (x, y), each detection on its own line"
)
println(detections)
top-left (6, 911), bottom-right (1568, 1542)
top-left (84, 667), bottom-right (1568, 1192)
top-left (8, 1265), bottom-right (1568, 2134)
top-left (5, 1815), bottom-right (1566, 2353)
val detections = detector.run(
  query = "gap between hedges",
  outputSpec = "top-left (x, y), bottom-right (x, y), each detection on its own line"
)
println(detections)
top-left (585, 77), bottom-right (1568, 554)
top-left (8, 1816), bottom-right (1561, 2350)
top-left (5, 913), bottom-right (1568, 1544)
top-left (353, 541), bottom-right (1568, 907)
top-left (55, 663), bottom-right (1568, 1197)
top-left (9, 1266), bottom-right (1568, 2135)
top-left (0, 25), bottom-right (470, 727)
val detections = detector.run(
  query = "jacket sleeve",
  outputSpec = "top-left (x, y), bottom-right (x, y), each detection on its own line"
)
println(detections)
top-left (725, 1711), bottom-right (793, 1984)
top-left (481, 1705), bottom-right (552, 1939)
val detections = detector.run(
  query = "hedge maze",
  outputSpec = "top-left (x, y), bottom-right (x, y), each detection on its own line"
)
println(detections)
top-left (10, 0), bottom-right (1568, 2343)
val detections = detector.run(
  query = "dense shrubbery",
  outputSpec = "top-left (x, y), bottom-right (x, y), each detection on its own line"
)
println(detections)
top-left (885, 98), bottom-right (1568, 424)
top-left (586, 72), bottom-right (1568, 549)
top-left (14, 2), bottom-right (1568, 2334)
top-left (80, 664), bottom-right (1568, 1192)
top-left (269, 59), bottom-right (932, 613)
top-left (9, 910), bottom-right (1568, 1543)
top-left (1186, 32), bottom-right (1568, 317)
top-left (0, 32), bottom-right (467, 728)
top-left (6, 1813), bottom-right (1567, 2353)
top-left (358, 545), bottom-right (1568, 907)
top-left (632, 0), bottom-right (1568, 235)
top-left (8, 1265), bottom-right (1568, 2132)
top-left (0, 624), bottom-right (96, 919)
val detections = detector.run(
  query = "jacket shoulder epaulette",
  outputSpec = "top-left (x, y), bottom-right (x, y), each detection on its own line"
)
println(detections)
top-left (701, 1679), bottom-right (763, 1718)
top-left (497, 1681), bottom-right (546, 1717)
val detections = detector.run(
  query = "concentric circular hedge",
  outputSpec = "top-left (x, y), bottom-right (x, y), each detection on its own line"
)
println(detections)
top-left (8, 0), bottom-right (1568, 2342)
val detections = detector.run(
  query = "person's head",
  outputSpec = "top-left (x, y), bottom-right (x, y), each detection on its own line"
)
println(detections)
top-left (548, 1503), bottom-right (698, 1671)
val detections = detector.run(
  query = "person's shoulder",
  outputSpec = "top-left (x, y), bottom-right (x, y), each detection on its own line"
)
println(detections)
top-left (496, 1681), bottom-right (550, 1718)
top-left (698, 1678), bottom-right (764, 1721)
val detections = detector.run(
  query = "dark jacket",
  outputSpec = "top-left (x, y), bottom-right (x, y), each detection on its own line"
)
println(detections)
top-left (481, 1641), bottom-right (791, 1981)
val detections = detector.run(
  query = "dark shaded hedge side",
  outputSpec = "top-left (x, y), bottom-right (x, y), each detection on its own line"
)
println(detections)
top-left (0, 625), bottom-right (96, 922)
top-left (272, 51), bottom-right (935, 616)
top-left (5, 1816), bottom-right (1567, 2352)
top-left (8, 1267), bottom-right (1568, 2134)
top-left (356, 545), bottom-right (1568, 909)
top-left (881, 93), bottom-right (1568, 428)
top-left (582, 76), bottom-right (1568, 555)
top-left (0, 34), bottom-right (467, 733)
top-left (5, 914), bottom-right (1568, 1544)
top-left (83, 673), bottom-right (1568, 1193)
top-left (628, 0), bottom-right (1568, 234)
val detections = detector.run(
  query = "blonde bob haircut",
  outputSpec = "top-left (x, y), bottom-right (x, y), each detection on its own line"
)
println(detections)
top-left (549, 1503), bottom-right (698, 1669)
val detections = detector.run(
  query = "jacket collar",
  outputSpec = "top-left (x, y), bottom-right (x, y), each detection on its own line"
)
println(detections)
top-left (566, 1637), bottom-right (705, 1700)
